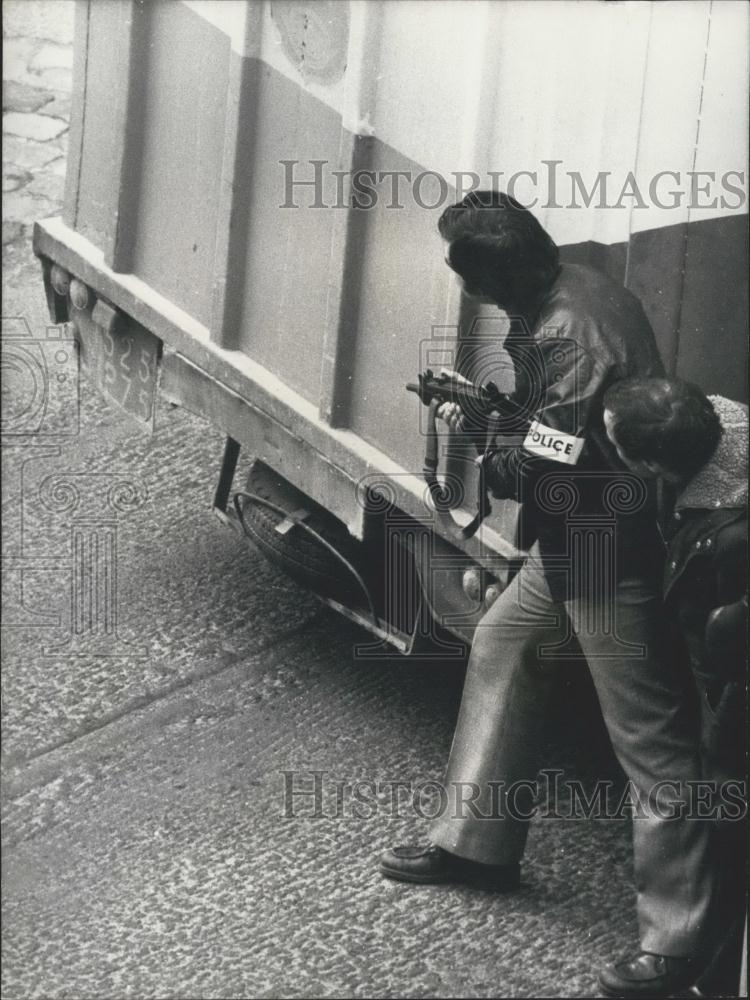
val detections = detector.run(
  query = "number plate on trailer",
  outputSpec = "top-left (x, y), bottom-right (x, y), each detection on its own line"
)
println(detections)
top-left (82, 300), bottom-right (162, 430)
top-left (98, 322), bottom-right (161, 427)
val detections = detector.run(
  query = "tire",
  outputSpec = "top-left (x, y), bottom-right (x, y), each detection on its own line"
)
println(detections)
top-left (237, 491), bottom-right (363, 604)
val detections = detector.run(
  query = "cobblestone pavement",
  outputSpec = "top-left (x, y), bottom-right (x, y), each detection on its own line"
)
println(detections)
top-left (2, 4), bottom-right (639, 999)
top-left (3, 0), bottom-right (72, 250)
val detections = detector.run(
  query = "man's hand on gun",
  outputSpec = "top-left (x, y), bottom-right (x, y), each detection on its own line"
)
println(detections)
top-left (436, 401), bottom-right (466, 433)
top-left (406, 367), bottom-right (526, 470)
top-left (426, 370), bottom-right (501, 464)
top-left (435, 370), bottom-right (468, 433)
top-left (405, 366), bottom-right (527, 534)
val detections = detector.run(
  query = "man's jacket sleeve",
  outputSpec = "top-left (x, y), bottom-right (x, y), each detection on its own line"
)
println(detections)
top-left (482, 335), bottom-right (603, 501)
top-left (704, 522), bottom-right (748, 682)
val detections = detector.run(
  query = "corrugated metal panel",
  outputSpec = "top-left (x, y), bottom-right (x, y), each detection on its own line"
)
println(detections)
top-left (123, 2), bottom-right (230, 327)
top-left (62, 0), bottom-right (749, 501)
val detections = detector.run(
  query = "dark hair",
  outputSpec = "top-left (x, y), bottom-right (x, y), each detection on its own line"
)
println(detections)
top-left (438, 190), bottom-right (559, 306)
top-left (603, 377), bottom-right (723, 479)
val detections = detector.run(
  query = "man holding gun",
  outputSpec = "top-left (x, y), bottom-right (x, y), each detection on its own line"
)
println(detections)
top-left (381, 191), bottom-right (717, 997)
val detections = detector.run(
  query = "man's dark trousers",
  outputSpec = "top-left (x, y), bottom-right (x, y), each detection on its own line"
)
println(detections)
top-left (430, 542), bottom-right (715, 957)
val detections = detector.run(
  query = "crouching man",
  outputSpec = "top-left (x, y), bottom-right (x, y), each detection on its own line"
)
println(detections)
top-left (603, 378), bottom-right (748, 996)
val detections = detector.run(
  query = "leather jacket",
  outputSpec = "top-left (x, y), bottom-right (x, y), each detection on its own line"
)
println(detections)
top-left (482, 263), bottom-right (665, 598)
top-left (662, 397), bottom-right (748, 779)
top-left (664, 506), bottom-right (747, 684)
top-left (664, 505), bottom-right (747, 781)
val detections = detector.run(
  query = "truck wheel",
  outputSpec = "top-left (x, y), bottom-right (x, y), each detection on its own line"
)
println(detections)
top-left (236, 488), bottom-right (364, 606)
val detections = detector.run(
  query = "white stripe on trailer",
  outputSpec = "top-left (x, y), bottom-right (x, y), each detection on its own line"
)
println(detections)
top-left (182, 0), bottom-right (748, 247)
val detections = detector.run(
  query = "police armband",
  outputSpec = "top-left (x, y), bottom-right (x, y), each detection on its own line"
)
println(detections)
top-left (522, 418), bottom-right (585, 466)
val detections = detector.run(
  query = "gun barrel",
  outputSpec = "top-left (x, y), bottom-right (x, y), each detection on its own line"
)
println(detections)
top-left (406, 370), bottom-right (526, 424)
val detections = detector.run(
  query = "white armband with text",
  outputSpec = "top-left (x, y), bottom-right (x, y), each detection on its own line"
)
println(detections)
top-left (523, 419), bottom-right (585, 465)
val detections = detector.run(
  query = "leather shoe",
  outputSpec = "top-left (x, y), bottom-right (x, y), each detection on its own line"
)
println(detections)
top-left (598, 951), bottom-right (699, 997)
top-left (379, 843), bottom-right (520, 890)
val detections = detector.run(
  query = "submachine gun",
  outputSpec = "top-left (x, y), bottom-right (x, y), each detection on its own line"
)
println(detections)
top-left (406, 369), bottom-right (527, 540)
